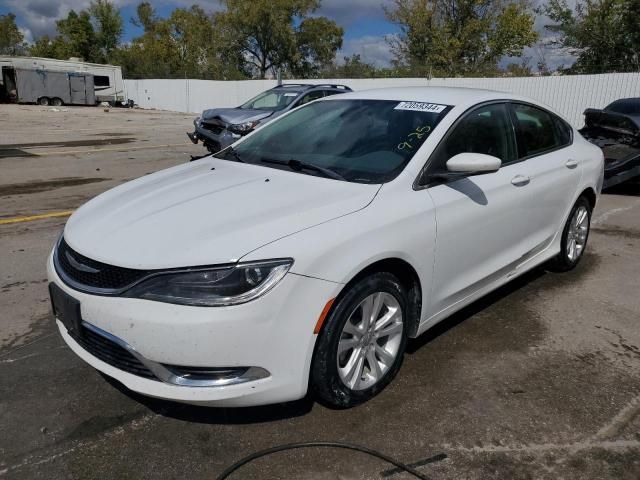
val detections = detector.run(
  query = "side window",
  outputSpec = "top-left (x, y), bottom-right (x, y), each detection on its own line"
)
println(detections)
top-left (297, 90), bottom-right (324, 106)
top-left (429, 103), bottom-right (515, 173)
top-left (554, 116), bottom-right (573, 147)
top-left (322, 90), bottom-right (340, 98)
top-left (94, 75), bottom-right (110, 87)
top-left (512, 103), bottom-right (564, 158)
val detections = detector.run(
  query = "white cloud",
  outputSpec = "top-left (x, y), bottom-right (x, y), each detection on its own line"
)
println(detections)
top-left (339, 34), bottom-right (394, 67)
top-left (3, 0), bottom-right (223, 42)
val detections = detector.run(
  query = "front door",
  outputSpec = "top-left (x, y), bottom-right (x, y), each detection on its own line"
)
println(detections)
top-left (420, 102), bottom-right (531, 316)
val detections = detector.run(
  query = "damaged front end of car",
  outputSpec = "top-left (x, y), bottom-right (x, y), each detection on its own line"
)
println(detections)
top-left (580, 109), bottom-right (640, 189)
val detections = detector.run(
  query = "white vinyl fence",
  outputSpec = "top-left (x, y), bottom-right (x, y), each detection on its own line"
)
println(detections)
top-left (124, 73), bottom-right (640, 128)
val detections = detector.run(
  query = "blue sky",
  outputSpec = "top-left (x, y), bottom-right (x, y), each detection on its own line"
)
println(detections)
top-left (0, 0), bottom-right (574, 70)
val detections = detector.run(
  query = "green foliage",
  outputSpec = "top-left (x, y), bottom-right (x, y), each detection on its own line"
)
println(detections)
top-left (89, 0), bottom-right (124, 62)
top-left (540, 0), bottom-right (640, 73)
top-left (219, 0), bottom-right (343, 78)
top-left (0, 13), bottom-right (26, 55)
top-left (114, 5), bottom-right (247, 79)
top-left (323, 54), bottom-right (380, 78)
top-left (385, 0), bottom-right (538, 76)
top-left (54, 10), bottom-right (98, 61)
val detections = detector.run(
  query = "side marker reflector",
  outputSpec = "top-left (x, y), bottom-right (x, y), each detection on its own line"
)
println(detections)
top-left (314, 298), bottom-right (335, 334)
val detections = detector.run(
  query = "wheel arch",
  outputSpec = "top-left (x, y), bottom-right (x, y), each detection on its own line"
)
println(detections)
top-left (580, 187), bottom-right (597, 211)
top-left (329, 257), bottom-right (423, 338)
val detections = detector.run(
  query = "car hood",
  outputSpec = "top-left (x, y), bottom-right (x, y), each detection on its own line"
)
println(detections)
top-left (64, 158), bottom-right (380, 270)
top-left (201, 108), bottom-right (274, 126)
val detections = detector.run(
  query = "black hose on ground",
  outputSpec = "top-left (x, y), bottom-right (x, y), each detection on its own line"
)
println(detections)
top-left (215, 441), bottom-right (444, 480)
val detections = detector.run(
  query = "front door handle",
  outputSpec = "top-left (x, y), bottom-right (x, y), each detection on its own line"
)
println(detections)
top-left (511, 175), bottom-right (530, 187)
top-left (566, 159), bottom-right (579, 169)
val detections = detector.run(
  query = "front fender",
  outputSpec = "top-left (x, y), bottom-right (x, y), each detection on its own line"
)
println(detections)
top-left (240, 182), bottom-right (437, 320)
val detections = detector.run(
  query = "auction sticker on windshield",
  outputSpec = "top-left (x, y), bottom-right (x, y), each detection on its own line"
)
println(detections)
top-left (394, 102), bottom-right (447, 113)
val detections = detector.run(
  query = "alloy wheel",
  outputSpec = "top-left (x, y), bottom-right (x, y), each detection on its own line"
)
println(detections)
top-left (337, 292), bottom-right (404, 391)
top-left (567, 205), bottom-right (589, 262)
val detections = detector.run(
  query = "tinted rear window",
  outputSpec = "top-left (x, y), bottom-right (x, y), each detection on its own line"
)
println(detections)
top-left (513, 104), bottom-right (567, 158)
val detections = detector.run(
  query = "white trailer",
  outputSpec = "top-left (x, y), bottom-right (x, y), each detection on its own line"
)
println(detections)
top-left (0, 56), bottom-right (127, 105)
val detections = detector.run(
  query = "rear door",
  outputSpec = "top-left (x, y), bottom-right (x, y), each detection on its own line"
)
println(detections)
top-left (422, 102), bottom-right (532, 314)
top-left (508, 103), bottom-right (581, 254)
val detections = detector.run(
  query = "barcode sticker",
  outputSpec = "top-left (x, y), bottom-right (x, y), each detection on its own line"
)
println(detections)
top-left (394, 102), bottom-right (447, 113)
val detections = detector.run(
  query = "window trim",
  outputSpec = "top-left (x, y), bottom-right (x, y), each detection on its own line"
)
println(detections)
top-left (413, 99), bottom-right (574, 190)
top-left (507, 101), bottom-right (574, 162)
top-left (413, 99), bottom-right (517, 190)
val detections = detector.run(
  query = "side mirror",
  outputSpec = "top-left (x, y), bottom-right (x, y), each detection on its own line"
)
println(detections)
top-left (430, 153), bottom-right (501, 181)
top-left (447, 153), bottom-right (501, 173)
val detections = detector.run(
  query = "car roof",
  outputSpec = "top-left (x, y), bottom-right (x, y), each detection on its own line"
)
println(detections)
top-left (271, 83), bottom-right (351, 93)
top-left (324, 86), bottom-right (538, 111)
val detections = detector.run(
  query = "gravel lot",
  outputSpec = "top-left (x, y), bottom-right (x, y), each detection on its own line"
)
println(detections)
top-left (1, 104), bottom-right (639, 480)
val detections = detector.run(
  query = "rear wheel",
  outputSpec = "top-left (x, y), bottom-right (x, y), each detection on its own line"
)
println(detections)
top-left (548, 196), bottom-right (592, 272)
top-left (311, 272), bottom-right (408, 408)
top-left (38, 97), bottom-right (50, 106)
top-left (51, 97), bottom-right (63, 107)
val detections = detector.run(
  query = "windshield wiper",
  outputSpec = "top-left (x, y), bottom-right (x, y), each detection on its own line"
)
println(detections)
top-left (260, 158), bottom-right (345, 181)
top-left (225, 147), bottom-right (246, 163)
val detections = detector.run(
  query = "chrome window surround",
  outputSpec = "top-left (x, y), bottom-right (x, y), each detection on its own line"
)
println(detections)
top-left (77, 321), bottom-right (270, 387)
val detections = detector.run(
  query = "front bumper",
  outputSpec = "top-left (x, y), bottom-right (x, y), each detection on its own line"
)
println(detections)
top-left (188, 119), bottom-right (240, 153)
top-left (47, 252), bottom-right (340, 407)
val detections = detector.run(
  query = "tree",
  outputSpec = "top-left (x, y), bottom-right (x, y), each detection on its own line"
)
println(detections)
top-left (0, 13), bottom-right (26, 55)
top-left (540, 0), bottom-right (640, 73)
top-left (385, 0), bottom-right (538, 77)
top-left (292, 17), bottom-right (344, 77)
top-left (89, 0), bottom-right (124, 62)
top-left (218, 0), bottom-right (343, 78)
top-left (55, 10), bottom-right (98, 61)
top-left (114, 4), bottom-right (247, 80)
top-left (323, 54), bottom-right (379, 78)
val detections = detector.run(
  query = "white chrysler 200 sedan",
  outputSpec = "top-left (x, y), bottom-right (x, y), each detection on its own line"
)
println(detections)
top-left (48, 87), bottom-right (604, 408)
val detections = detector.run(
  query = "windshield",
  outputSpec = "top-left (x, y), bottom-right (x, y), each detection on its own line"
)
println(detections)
top-left (216, 99), bottom-right (451, 183)
top-left (240, 89), bottom-right (301, 111)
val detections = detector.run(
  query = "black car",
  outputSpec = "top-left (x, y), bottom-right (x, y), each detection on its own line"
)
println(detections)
top-left (580, 97), bottom-right (640, 188)
top-left (187, 83), bottom-right (352, 152)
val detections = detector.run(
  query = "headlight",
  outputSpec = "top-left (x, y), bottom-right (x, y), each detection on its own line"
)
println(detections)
top-left (124, 259), bottom-right (292, 306)
top-left (229, 121), bottom-right (258, 135)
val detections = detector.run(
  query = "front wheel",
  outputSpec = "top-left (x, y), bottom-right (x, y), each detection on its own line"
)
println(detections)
top-left (310, 272), bottom-right (408, 408)
top-left (548, 196), bottom-right (592, 272)
top-left (38, 97), bottom-right (50, 106)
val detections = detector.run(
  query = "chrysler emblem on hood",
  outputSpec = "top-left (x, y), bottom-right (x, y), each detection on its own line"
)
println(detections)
top-left (65, 251), bottom-right (100, 274)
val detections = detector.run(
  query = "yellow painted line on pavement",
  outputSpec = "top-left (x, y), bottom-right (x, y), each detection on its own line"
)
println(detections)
top-left (0, 211), bottom-right (73, 225)
top-left (26, 143), bottom-right (188, 157)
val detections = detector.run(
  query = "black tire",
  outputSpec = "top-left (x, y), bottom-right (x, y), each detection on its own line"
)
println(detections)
top-left (38, 97), bottom-right (50, 106)
top-left (548, 196), bottom-right (592, 272)
top-left (51, 97), bottom-right (63, 107)
top-left (311, 272), bottom-right (408, 408)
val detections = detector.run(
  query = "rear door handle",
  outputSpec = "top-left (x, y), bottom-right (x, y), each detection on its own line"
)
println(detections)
top-left (511, 175), bottom-right (530, 187)
top-left (566, 159), bottom-right (579, 169)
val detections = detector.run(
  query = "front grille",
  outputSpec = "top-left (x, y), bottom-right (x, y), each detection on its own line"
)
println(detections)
top-left (202, 123), bottom-right (224, 135)
top-left (55, 238), bottom-right (152, 292)
top-left (70, 326), bottom-right (158, 381)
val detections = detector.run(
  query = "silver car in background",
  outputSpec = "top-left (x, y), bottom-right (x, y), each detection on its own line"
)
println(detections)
top-left (187, 83), bottom-right (352, 152)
